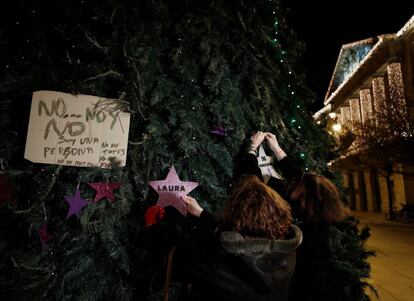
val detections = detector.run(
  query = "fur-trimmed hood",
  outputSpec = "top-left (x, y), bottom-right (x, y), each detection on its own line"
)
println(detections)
top-left (215, 225), bottom-right (303, 301)
top-left (220, 224), bottom-right (302, 255)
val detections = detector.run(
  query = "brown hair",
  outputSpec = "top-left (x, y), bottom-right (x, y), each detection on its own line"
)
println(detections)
top-left (221, 176), bottom-right (292, 239)
top-left (291, 173), bottom-right (349, 223)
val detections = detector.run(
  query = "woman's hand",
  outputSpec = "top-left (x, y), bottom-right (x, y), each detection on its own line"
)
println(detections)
top-left (265, 132), bottom-right (287, 161)
top-left (182, 196), bottom-right (204, 217)
top-left (265, 132), bottom-right (280, 150)
top-left (250, 131), bottom-right (266, 151)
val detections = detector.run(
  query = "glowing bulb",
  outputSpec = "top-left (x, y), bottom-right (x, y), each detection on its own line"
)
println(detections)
top-left (332, 123), bottom-right (342, 132)
top-left (328, 112), bottom-right (337, 119)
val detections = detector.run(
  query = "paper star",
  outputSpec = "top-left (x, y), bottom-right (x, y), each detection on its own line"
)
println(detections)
top-left (64, 187), bottom-right (88, 219)
top-left (38, 224), bottom-right (53, 250)
top-left (88, 182), bottom-right (120, 203)
top-left (258, 146), bottom-right (282, 184)
top-left (210, 127), bottom-right (227, 137)
top-left (149, 166), bottom-right (199, 216)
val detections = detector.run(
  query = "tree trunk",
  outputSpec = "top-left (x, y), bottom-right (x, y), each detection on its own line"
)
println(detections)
top-left (385, 171), bottom-right (395, 220)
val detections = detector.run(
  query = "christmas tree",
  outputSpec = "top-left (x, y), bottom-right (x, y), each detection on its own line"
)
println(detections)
top-left (1, 0), bottom-right (372, 300)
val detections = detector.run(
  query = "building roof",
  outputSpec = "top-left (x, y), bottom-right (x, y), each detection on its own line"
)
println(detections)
top-left (322, 14), bottom-right (414, 110)
top-left (397, 14), bottom-right (414, 37)
top-left (324, 38), bottom-right (377, 102)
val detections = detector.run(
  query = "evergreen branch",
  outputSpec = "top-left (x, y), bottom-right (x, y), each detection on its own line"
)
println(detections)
top-left (39, 166), bottom-right (62, 203)
top-left (128, 140), bottom-right (145, 145)
top-left (238, 12), bottom-right (247, 32)
top-left (65, 50), bottom-right (73, 65)
top-left (84, 31), bottom-right (106, 50)
top-left (111, 7), bottom-right (118, 24)
top-left (122, 41), bottom-right (148, 118)
top-left (83, 71), bottom-right (123, 82)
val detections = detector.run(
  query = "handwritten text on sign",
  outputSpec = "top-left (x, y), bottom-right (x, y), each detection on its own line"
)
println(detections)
top-left (24, 91), bottom-right (130, 168)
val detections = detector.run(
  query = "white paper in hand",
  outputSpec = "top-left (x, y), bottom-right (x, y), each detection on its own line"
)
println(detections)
top-left (257, 145), bottom-right (282, 183)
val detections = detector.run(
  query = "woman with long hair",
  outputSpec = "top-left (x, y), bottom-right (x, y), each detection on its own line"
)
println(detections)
top-left (286, 172), bottom-right (349, 301)
top-left (238, 131), bottom-right (349, 301)
top-left (173, 175), bottom-right (302, 301)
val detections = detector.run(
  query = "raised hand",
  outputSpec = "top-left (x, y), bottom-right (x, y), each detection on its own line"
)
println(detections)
top-left (181, 196), bottom-right (204, 217)
top-left (250, 131), bottom-right (266, 151)
top-left (265, 132), bottom-right (279, 151)
top-left (265, 132), bottom-right (287, 161)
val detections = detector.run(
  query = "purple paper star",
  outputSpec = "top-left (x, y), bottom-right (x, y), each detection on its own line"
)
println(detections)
top-left (38, 224), bottom-right (53, 250)
top-left (64, 187), bottom-right (88, 219)
top-left (149, 166), bottom-right (199, 216)
top-left (210, 127), bottom-right (227, 137)
top-left (88, 182), bottom-right (120, 203)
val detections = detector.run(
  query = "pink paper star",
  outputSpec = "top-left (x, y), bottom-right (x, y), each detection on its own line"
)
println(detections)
top-left (149, 166), bottom-right (199, 216)
top-left (88, 182), bottom-right (120, 203)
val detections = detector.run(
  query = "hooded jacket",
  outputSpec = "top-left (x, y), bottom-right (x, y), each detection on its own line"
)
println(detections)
top-left (179, 212), bottom-right (303, 301)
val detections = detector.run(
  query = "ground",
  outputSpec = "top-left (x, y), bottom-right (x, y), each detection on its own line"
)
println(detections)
top-left (354, 211), bottom-right (414, 301)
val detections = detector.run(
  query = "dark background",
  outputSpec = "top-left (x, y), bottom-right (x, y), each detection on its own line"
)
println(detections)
top-left (284, 1), bottom-right (413, 111)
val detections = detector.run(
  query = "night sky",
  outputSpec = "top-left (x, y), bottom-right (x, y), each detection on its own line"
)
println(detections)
top-left (284, 1), bottom-right (413, 111)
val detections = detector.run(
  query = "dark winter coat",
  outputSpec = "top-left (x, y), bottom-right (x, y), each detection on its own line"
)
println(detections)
top-left (175, 210), bottom-right (303, 301)
top-left (237, 153), bottom-right (336, 301)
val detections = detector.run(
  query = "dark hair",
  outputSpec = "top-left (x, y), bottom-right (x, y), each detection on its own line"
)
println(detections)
top-left (221, 176), bottom-right (292, 239)
top-left (291, 173), bottom-right (349, 223)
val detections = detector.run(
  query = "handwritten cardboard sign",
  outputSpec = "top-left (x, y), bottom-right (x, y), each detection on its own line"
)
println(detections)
top-left (24, 90), bottom-right (130, 168)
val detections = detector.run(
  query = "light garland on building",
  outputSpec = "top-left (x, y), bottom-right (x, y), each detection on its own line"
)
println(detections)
top-left (397, 15), bottom-right (414, 37)
top-left (324, 35), bottom-right (395, 106)
top-left (359, 89), bottom-right (373, 123)
top-left (387, 62), bottom-right (407, 117)
top-left (371, 77), bottom-right (387, 114)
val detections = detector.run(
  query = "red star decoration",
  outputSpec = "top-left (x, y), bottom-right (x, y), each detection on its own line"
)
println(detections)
top-left (38, 224), bottom-right (53, 250)
top-left (88, 182), bottom-right (121, 203)
top-left (148, 166), bottom-right (199, 216)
